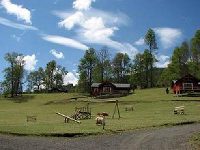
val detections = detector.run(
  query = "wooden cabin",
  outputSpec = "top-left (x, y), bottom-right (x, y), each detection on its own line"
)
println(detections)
top-left (171, 74), bottom-right (200, 94)
top-left (91, 82), bottom-right (131, 97)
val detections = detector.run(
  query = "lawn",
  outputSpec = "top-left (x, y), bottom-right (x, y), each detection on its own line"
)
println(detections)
top-left (0, 88), bottom-right (200, 136)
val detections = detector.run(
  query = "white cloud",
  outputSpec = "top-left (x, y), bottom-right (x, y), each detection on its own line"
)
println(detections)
top-left (58, 11), bottom-right (84, 30)
top-left (155, 55), bottom-right (170, 68)
top-left (154, 28), bottom-right (182, 49)
top-left (50, 49), bottom-right (64, 59)
top-left (73, 0), bottom-right (95, 10)
top-left (0, 17), bottom-right (37, 30)
top-left (80, 17), bottom-right (118, 42)
top-left (54, 0), bottom-right (137, 55)
top-left (1, 0), bottom-right (31, 24)
top-left (64, 72), bottom-right (79, 86)
top-left (42, 34), bottom-right (89, 50)
top-left (23, 54), bottom-right (38, 71)
top-left (134, 37), bottom-right (144, 46)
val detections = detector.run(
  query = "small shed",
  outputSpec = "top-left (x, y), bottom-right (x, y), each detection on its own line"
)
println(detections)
top-left (171, 74), bottom-right (200, 94)
top-left (91, 82), bottom-right (131, 96)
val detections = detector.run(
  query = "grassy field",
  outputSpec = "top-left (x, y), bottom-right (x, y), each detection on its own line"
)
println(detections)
top-left (0, 88), bottom-right (200, 136)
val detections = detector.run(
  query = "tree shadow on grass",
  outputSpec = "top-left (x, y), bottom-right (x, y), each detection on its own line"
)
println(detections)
top-left (171, 99), bottom-right (200, 102)
top-left (5, 95), bottom-right (35, 103)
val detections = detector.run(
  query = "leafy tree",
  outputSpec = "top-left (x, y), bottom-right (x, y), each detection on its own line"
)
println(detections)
top-left (54, 65), bottom-right (68, 89)
top-left (78, 48), bottom-right (97, 93)
top-left (45, 60), bottom-right (56, 90)
top-left (190, 30), bottom-right (200, 78)
top-left (112, 53), bottom-right (130, 83)
top-left (3, 52), bottom-right (25, 97)
top-left (130, 53), bottom-right (145, 88)
top-left (159, 42), bottom-right (190, 86)
top-left (96, 47), bottom-right (111, 82)
top-left (27, 67), bottom-right (45, 91)
top-left (145, 28), bottom-right (158, 87)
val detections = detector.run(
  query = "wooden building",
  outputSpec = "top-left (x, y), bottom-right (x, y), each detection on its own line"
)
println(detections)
top-left (171, 74), bottom-right (200, 94)
top-left (91, 82), bottom-right (131, 97)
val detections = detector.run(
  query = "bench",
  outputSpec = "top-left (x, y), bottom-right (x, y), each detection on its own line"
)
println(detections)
top-left (174, 106), bottom-right (185, 114)
top-left (27, 115), bottom-right (37, 122)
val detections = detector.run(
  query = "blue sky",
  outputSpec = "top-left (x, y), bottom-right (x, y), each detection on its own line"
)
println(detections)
top-left (0, 0), bottom-right (199, 85)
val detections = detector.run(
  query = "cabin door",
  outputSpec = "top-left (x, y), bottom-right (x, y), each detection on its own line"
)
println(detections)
top-left (183, 83), bottom-right (193, 90)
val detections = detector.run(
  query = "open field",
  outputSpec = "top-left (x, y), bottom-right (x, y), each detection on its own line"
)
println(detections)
top-left (0, 88), bottom-right (200, 136)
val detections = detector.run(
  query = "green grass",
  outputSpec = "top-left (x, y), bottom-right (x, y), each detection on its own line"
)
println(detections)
top-left (0, 88), bottom-right (200, 136)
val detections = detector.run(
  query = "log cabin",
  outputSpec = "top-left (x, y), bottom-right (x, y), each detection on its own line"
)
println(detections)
top-left (91, 82), bottom-right (131, 97)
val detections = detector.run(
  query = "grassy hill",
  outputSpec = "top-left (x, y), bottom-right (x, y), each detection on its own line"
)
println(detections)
top-left (0, 88), bottom-right (200, 136)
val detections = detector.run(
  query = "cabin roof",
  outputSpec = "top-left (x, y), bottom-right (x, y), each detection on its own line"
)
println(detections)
top-left (91, 82), bottom-right (131, 88)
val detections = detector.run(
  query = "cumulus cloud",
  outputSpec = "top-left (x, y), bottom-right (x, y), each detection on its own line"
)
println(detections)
top-left (134, 37), bottom-right (145, 46)
top-left (1, 0), bottom-right (32, 24)
top-left (63, 72), bottom-right (79, 86)
top-left (54, 0), bottom-right (137, 55)
top-left (154, 28), bottom-right (182, 49)
top-left (23, 54), bottom-right (38, 71)
top-left (42, 34), bottom-right (89, 50)
top-left (0, 17), bottom-right (37, 30)
top-left (73, 0), bottom-right (95, 10)
top-left (50, 49), bottom-right (64, 59)
top-left (155, 55), bottom-right (170, 68)
top-left (58, 11), bottom-right (84, 30)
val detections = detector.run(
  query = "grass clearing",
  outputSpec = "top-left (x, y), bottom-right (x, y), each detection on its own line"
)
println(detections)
top-left (0, 88), bottom-right (200, 136)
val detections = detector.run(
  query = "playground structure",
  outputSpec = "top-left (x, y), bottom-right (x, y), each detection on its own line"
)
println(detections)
top-left (71, 103), bottom-right (92, 120)
top-left (56, 112), bottom-right (81, 123)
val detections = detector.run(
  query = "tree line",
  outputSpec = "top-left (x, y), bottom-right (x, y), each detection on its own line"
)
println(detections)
top-left (0, 54), bottom-right (68, 97)
top-left (159, 30), bottom-right (200, 86)
top-left (1, 29), bottom-right (199, 97)
top-left (77, 28), bottom-right (158, 92)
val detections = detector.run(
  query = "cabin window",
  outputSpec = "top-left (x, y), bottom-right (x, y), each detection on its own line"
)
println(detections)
top-left (103, 87), bottom-right (111, 93)
top-left (183, 83), bottom-right (193, 90)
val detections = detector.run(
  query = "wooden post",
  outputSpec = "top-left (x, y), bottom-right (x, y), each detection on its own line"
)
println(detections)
top-left (112, 100), bottom-right (121, 119)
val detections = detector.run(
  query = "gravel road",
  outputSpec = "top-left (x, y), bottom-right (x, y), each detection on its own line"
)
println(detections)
top-left (1, 123), bottom-right (200, 150)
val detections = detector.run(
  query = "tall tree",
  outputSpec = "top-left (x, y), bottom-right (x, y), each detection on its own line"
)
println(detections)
top-left (27, 67), bottom-right (45, 91)
top-left (145, 28), bottom-right (157, 87)
top-left (96, 47), bottom-right (111, 82)
top-left (130, 53), bottom-right (145, 88)
top-left (159, 42), bottom-right (190, 86)
top-left (78, 48), bottom-right (97, 93)
top-left (190, 30), bottom-right (200, 78)
top-left (3, 52), bottom-right (25, 97)
top-left (54, 65), bottom-right (68, 89)
top-left (112, 53), bottom-right (130, 83)
top-left (45, 60), bottom-right (56, 90)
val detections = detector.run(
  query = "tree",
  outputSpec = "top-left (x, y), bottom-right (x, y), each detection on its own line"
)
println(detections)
top-left (159, 42), bottom-right (190, 86)
top-left (96, 47), bottom-right (111, 82)
top-left (45, 60), bottom-right (56, 90)
top-left (112, 53), bottom-right (130, 83)
top-left (27, 67), bottom-right (45, 91)
top-left (3, 52), bottom-right (25, 97)
top-left (145, 28), bottom-right (158, 87)
top-left (190, 30), bottom-right (200, 78)
top-left (130, 53), bottom-right (145, 88)
top-left (54, 65), bottom-right (68, 89)
top-left (78, 48), bottom-right (97, 93)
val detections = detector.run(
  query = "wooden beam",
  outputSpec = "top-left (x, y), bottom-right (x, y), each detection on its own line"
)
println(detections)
top-left (55, 112), bottom-right (81, 124)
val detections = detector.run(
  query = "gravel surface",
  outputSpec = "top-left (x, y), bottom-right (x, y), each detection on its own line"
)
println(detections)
top-left (1, 123), bottom-right (200, 150)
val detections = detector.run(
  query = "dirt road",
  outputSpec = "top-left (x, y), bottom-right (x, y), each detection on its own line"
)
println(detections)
top-left (1, 123), bottom-right (200, 150)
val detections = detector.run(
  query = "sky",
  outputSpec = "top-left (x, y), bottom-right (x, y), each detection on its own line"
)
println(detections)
top-left (0, 0), bottom-right (199, 85)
